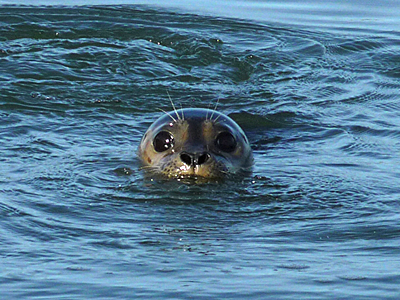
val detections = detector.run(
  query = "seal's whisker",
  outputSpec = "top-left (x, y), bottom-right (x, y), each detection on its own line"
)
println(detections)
top-left (139, 165), bottom-right (161, 173)
top-left (167, 90), bottom-right (181, 121)
top-left (209, 97), bottom-right (220, 121)
top-left (213, 113), bottom-right (222, 123)
top-left (206, 100), bottom-right (213, 121)
top-left (213, 96), bottom-right (220, 111)
top-left (219, 168), bottom-right (232, 176)
top-left (180, 103), bottom-right (185, 120)
top-left (157, 108), bottom-right (176, 122)
top-left (139, 165), bottom-right (152, 171)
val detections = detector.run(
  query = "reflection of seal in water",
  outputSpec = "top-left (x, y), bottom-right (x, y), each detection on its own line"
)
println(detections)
top-left (138, 108), bottom-right (253, 179)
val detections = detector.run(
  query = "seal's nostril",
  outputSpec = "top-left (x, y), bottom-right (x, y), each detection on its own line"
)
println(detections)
top-left (180, 152), bottom-right (210, 166)
top-left (197, 152), bottom-right (210, 165)
top-left (180, 153), bottom-right (193, 166)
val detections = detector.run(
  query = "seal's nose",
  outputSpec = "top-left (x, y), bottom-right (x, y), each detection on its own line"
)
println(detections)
top-left (180, 152), bottom-right (210, 166)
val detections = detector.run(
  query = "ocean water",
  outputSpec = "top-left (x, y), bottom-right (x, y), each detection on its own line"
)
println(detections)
top-left (1, 1), bottom-right (400, 299)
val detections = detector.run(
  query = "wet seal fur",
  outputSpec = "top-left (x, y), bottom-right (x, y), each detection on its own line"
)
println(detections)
top-left (138, 108), bottom-right (253, 180)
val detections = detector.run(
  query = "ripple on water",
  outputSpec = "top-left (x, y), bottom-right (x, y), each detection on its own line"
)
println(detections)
top-left (1, 4), bottom-right (400, 300)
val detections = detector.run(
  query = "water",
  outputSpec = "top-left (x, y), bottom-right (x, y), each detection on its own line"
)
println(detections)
top-left (1, 1), bottom-right (400, 299)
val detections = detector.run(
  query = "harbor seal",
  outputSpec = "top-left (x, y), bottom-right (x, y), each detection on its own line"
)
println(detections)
top-left (138, 108), bottom-right (253, 180)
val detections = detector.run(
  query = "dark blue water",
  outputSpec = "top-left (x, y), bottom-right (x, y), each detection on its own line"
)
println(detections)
top-left (1, 1), bottom-right (400, 299)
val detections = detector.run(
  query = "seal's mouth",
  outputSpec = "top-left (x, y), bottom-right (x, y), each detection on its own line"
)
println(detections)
top-left (157, 153), bottom-right (230, 180)
top-left (166, 165), bottom-right (228, 179)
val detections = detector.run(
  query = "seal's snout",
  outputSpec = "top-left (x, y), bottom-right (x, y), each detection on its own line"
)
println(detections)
top-left (180, 152), bottom-right (210, 167)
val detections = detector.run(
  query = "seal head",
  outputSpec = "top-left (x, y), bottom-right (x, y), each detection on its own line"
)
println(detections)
top-left (138, 108), bottom-right (253, 179)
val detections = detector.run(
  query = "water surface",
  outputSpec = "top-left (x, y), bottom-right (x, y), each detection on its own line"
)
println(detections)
top-left (1, 2), bottom-right (400, 299)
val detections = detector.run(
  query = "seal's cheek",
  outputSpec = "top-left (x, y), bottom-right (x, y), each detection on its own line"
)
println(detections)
top-left (143, 149), bottom-right (152, 164)
top-left (138, 132), bottom-right (154, 165)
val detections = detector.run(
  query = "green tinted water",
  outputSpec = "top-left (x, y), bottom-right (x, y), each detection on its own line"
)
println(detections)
top-left (1, 4), bottom-right (400, 299)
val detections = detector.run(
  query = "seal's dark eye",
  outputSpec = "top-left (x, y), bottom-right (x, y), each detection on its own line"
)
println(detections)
top-left (153, 131), bottom-right (174, 152)
top-left (215, 132), bottom-right (237, 153)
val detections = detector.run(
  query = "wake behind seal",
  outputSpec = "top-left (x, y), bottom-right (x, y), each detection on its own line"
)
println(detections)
top-left (138, 108), bottom-right (253, 180)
